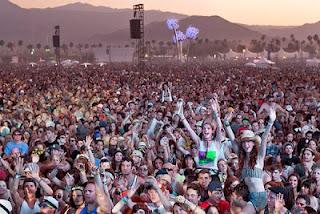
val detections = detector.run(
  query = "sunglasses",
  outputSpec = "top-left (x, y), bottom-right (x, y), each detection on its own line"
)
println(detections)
top-left (139, 167), bottom-right (148, 171)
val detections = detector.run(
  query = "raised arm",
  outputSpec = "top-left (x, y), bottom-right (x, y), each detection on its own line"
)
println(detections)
top-left (223, 112), bottom-right (238, 154)
top-left (210, 98), bottom-right (222, 144)
top-left (257, 102), bottom-right (269, 116)
top-left (84, 136), bottom-right (96, 165)
top-left (10, 157), bottom-right (24, 208)
top-left (175, 195), bottom-right (205, 214)
top-left (177, 99), bottom-right (200, 146)
top-left (258, 106), bottom-right (276, 160)
top-left (30, 163), bottom-right (53, 196)
top-left (112, 183), bottom-right (140, 213)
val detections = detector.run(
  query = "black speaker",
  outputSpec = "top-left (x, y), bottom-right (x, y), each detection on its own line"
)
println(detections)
top-left (53, 35), bottom-right (60, 48)
top-left (130, 19), bottom-right (141, 39)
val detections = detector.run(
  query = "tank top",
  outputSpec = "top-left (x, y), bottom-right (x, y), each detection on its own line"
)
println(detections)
top-left (195, 140), bottom-right (225, 170)
top-left (20, 199), bottom-right (41, 214)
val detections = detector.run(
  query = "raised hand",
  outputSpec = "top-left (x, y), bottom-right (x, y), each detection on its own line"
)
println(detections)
top-left (224, 111), bottom-right (234, 122)
top-left (176, 195), bottom-right (186, 204)
top-left (274, 193), bottom-right (284, 210)
top-left (14, 157), bottom-right (24, 174)
top-left (269, 106), bottom-right (276, 122)
top-left (47, 168), bottom-right (58, 179)
top-left (84, 136), bottom-right (93, 149)
top-left (175, 98), bottom-right (184, 118)
top-left (212, 93), bottom-right (219, 101)
top-left (65, 173), bottom-right (75, 186)
top-left (209, 98), bottom-right (218, 113)
top-left (29, 163), bottom-right (40, 180)
top-left (89, 162), bottom-right (98, 175)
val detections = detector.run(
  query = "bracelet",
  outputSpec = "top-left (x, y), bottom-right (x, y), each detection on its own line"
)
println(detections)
top-left (121, 196), bottom-right (129, 203)
top-left (121, 191), bottom-right (128, 198)
top-left (213, 112), bottom-right (218, 119)
top-left (65, 185), bottom-right (72, 191)
top-left (224, 120), bottom-right (230, 127)
top-left (15, 173), bottom-right (21, 179)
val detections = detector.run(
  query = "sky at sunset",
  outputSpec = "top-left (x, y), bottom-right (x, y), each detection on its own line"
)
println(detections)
top-left (9, 0), bottom-right (320, 26)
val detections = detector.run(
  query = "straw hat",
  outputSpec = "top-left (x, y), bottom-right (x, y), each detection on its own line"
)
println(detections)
top-left (239, 130), bottom-right (261, 144)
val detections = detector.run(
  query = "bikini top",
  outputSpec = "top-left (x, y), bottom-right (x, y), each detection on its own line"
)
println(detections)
top-left (241, 167), bottom-right (263, 179)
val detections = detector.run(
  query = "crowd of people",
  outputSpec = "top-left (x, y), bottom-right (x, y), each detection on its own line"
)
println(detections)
top-left (0, 61), bottom-right (319, 214)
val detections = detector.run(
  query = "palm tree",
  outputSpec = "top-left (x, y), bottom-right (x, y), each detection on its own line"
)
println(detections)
top-left (61, 44), bottom-right (68, 57)
top-left (290, 34), bottom-right (295, 41)
top-left (145, 41), bottom-right (151, 55)
top-left (158, 41), bottom-right (165, 55)
top-left (69, 42), bottom-right (74, 49)
top-left (17, 40), bottom-right (23, 47)
top-left (0, 40), bottom-right (5, 54)
top-left (6, 42), bottom-right (14, 52)
top-left (36, 43), bottom-right (41, 50)
top-left (27, 44), bottom-right (33, 52)
top-left (313, 34), bottom-right (319, 42)
top-left (77, 43), bottom-right (83, 61)
top-left (307, 35), bottom-right (313, 44)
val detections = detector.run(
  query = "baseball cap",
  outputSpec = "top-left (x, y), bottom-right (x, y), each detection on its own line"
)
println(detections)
top-left (41, 196), bottom-right (59, 209)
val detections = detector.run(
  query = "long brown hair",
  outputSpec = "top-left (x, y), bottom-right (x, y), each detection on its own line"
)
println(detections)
top-left (223, 176), bottom-right (240, 201)
top-left (238, 140), bottom-right (259, 170)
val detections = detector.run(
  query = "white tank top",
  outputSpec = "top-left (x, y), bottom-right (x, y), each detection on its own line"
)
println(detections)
top-left (195, 140), bottom-right (225, 170)
top-left (20, 199), bottom-right (41, 214)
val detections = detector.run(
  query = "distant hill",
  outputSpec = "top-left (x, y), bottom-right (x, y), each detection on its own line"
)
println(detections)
top-left (0, 0), bottom-right (186, 43)
top-left (1, 0), bottom-right (320, 44)
top-left (243, 23), bottom-right (320, 40)
top-left (93, 15), bottom-right (262, 43)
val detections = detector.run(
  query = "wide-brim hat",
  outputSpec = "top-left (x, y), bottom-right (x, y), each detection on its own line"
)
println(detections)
top-left (239, 130), bottom-right (261, 144)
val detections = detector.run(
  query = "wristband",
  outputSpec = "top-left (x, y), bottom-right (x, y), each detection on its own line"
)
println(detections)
top-left (213, 112), bottom-right (218, 119)
top-left (15, 173), bottom-right (21, 179)
top-left (121, 196), bottom-right (129, 203)
top-left (224, 120), bottom-right (230, 127)
top-left (121, 191), bottom-right (128, 198)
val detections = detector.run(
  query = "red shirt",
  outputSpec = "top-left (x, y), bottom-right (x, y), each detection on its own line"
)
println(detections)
top-left (199, 199), bottom-right (230, 214)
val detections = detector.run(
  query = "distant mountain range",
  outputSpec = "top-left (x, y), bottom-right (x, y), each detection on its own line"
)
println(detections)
top-left (93, 15), bottom-right (261, 43)
top-left (243, 23), bottom-right (320, 40)
top-left (1, 0), bottom-right (320, 44)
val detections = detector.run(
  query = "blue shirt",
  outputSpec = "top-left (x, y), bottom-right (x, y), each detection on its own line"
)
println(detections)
top-left (266, 144), bottom-right (280, 157)
top-left (80, 206), bottom-right (97, 214)
top-left (4, 141), bottom-right (28, 156)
